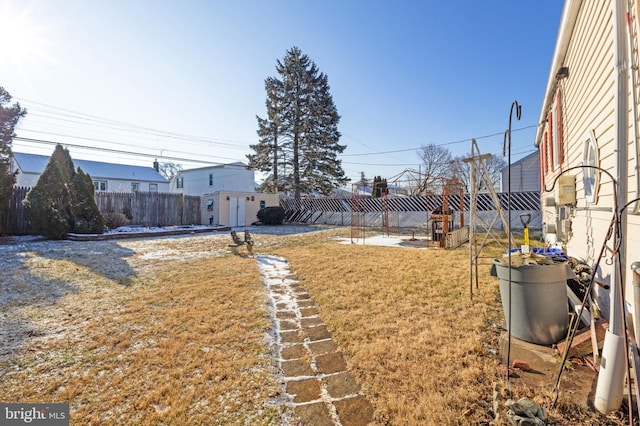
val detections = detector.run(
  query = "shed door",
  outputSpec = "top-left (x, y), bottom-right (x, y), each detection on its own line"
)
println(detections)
top-left (229, 197), bottom-right (246, 227)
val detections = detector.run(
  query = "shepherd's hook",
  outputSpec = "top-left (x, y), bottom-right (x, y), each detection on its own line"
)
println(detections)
top-left (503, 100), bottom-right (521, 397)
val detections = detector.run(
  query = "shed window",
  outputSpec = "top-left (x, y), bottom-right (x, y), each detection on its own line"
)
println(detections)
top-left (206, 199), bottom-right (214, 211)
top-left (582, 130), bottom-right (599, 204)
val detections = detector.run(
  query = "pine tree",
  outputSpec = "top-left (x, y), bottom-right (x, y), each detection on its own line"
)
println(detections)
top-left (0, 87), bottom-right (27, 232)
top-left (372, 176), bottom-right (388, 198)
top-left (248, 47), bottom-right (348, 198)
top-left (24, 144), bottom-right (104, 239)
top-left (248, 77), bottom-right (285, 193)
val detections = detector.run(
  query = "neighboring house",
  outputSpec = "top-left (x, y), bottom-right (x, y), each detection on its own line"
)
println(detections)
top-left (535, 0), bottom-right (640, 413)
top-left (201, 191), bottom-right (279, 227)
top-left (499, 151), bottom-right (540, 193)
top-left (11, 152), bottom-right (169, 193)
top-left (170, 162), bottom-right (256, 196)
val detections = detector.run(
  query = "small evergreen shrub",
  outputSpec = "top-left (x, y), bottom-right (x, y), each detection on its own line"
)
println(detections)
top-left (256, 206), bottom-right (285, 225)
top-left (103, 212), bottom-right (131, 230)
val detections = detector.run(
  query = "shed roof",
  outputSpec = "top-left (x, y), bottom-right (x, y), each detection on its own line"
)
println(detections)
top-left (13, 152), bottom-right (168, 183)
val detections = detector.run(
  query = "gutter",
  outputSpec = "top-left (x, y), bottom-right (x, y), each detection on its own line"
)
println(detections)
top-left (534, 0), bottom-right (583, 147)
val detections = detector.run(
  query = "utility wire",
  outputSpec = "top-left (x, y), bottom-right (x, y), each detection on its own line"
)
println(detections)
top-left (16, 98), bottom-right (253, 146)
top-left (13, 136), bottom-right (247, 167)
top-left (15, 98), bottom-right (540, 168)
top-left (341, 123), bottom-right (541, 157)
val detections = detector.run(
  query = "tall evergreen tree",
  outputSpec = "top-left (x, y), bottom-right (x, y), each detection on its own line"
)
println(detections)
top-left (372, 176), bottom-right (388, 198)
top-left (0, 87), bottom-right (27, 232)
top-left (247, 47), bottom-right (348, 197)
top-left (247, 77), bottom-right (285, 193)
top-left (24, 144), bottom-right (103, 239)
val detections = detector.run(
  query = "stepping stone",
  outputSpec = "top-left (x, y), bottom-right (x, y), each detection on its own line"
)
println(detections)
top-left (281, 344), bottom-right (306, 360)
top-left (301, 317), bottom-right (323, 328)
top-left (306, 325), bottom-right (332, 341)
top-left (280, 330), bottom-right (304, 344)
top-left (315, 352), bottom-right (347, 374)
top-left (324, 372), bottom-right (360, 398)
top-left (294, 402), bottom-right (335, 426)
top-left (281, 359), bottom-right (314, 377)
top-left (300, 307), bottom-right (319, 317)
top-left (286, 378), bottom-right (321, 403)
top-left (279, 319), bottom-right (298, 331)
top-left (333, 395), bottom-right (374, 426)
top-left (308, 340), bottom-right (338, 355)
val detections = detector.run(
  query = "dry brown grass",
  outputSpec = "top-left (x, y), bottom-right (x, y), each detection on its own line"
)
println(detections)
top-left (269, 231), bottom-right (623, 425)
top-left (1, 238), bottom-right (282, 425)
top-left (0, 228), bottom-right (626, 425)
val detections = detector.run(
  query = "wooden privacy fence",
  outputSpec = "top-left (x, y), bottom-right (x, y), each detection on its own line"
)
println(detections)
top-left (94, 192), bottom-right (201, 227)
top-left (1, 186), bottom-right (29, 235)
top-left (1, 188), bottom-right (202, 235)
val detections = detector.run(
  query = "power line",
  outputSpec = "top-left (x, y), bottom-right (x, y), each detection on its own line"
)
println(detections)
top-left (15, 97), bottom-right (540, 172)
top-left (16, 98), bottom-right (254, 147)
top-left (340, 123), bottom-right (541, 157)
top-left (13, 136), bottom-right (247, 167)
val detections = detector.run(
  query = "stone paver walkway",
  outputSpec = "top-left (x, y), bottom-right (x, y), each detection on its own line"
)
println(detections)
top-left (256, 255), bottom-right (374, 426)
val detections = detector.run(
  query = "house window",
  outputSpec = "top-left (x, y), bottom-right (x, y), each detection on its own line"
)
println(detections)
top-left (582, 130), bottom-right (599, 204)
top-left (131, 182), bottom-right (139, 192)
top-left (149, 183), bottom-right (158, 193)
top-left (176, 177), bottom-right (184, 189)
top-left (551, 90), bottom-right (565, 170)
top-left (209, 174), bottom-right (214, 186)
top-left (94, 180), bottom-right (107, 191)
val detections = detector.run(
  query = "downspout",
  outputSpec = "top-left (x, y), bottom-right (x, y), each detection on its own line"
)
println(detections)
top-left (634, 262), bottom-right (640, 344)
top-left (626, 0), bottom-right (640, 345)
top-left (594, 0), bottom-right (630, 415)
top-left (627, 2), bottom-right (640, 215)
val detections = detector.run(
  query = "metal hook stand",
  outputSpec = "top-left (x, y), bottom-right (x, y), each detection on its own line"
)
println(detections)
top-left (502, 100), bottom-right (521, 395)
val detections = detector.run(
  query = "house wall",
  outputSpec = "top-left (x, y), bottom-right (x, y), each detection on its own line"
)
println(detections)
top-left (500, 152), bottom-right (540, 192)
top-left (14, 171), bottom-right (39, 188)
top-left (172, 164), bottom-right (255, 196)
top-left (201, 192), bottom-right (279, 227)
top-left (11, 155), bottom-right (169, 193)
top-left (99, 178), bottom-right (170, 193)
top-left (13, 170), bottom-right (169, 193)
top-left (539, 1), bottom-right (640, 319)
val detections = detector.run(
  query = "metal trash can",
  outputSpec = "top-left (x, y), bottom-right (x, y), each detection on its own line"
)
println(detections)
top-left (491, 259), bottom-right (572, 345)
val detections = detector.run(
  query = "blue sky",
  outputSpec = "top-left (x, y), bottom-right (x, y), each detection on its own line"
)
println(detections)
top-left (2, 0), bottom-right (564, 184)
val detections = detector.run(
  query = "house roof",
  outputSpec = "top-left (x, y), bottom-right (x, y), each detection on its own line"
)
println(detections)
top-left (178, 161), bottom-right (247, 174)
top-left (507, 151), bottom-right (540, 168)
top-left (534, 0), bottom-right (582, 147)
top-left (13, 152), bottom-right (168, 183)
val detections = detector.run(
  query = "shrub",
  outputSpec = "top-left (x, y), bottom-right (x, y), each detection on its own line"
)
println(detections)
top-left (23, 144), bottom-right (104, 239)
top-left (256, 206), bottom-right (285, 225)
top-left (103, 212), bottom-right (131, 230)
top-left (69, 168), bottom-right (104, 234)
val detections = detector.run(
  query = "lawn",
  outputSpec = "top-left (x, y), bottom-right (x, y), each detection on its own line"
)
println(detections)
top-left (0, 227), bottom-right (624, 425)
